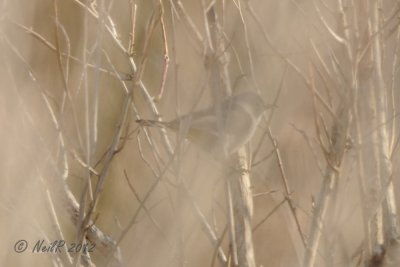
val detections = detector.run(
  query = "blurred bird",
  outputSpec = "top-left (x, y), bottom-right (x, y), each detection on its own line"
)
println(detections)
top-left (136, 91), bottom-right (275, 157)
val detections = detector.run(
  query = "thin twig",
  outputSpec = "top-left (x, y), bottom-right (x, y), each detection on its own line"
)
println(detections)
top-left (267, 128), bottom-right (307, 248)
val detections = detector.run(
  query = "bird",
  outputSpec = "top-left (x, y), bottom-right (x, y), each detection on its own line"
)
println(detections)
top-left (136, 91), bottom-right (275, 157)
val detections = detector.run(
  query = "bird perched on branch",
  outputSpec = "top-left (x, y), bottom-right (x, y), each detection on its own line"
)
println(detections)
top-left (136, 91), bottom-right (275, 157)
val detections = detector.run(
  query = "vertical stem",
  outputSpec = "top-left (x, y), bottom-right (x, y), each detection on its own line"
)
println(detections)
top-left (229, 149), bottom-right (256, 267)
top-left (303, 168), bottom-right (338, 267)
top-left (205, 4), bottom-right (255, 267)
top-left (371, 0), bottom-right (399, 242)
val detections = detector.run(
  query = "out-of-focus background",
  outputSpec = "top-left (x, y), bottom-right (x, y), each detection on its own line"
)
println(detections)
top-left (1, 0), bottom-right (400, 266)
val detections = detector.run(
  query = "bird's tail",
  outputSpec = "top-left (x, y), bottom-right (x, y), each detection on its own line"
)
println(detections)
top-left (136, 119), bottom-right (168, 128)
